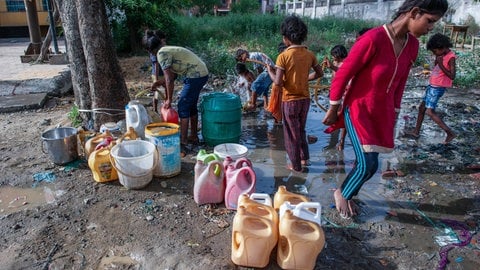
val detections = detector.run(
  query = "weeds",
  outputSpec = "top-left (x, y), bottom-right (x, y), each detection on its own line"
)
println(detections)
top-left (67, 105), bottom-right (83, 127)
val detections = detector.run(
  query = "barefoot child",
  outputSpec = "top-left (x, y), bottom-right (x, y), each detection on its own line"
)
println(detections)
top-left (408, 33), bottom-right (456, 143)
top-left (267, 15), bottom-right (323, 172)
top-left (322, 0), bottom-right (449, 219)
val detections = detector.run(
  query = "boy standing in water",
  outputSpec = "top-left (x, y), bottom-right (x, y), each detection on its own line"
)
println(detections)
top-left (408, 33), bottom-right (456, 143)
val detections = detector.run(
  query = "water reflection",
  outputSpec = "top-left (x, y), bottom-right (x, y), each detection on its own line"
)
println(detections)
top-left (241, 102), bottom-right (387, 222)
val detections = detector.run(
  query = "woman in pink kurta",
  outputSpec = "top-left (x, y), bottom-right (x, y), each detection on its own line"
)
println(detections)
top-left (322, 0), bottom-right (449, 218)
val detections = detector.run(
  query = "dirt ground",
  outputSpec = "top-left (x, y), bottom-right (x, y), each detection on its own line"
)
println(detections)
top-left (0, 56), bottom-right (479, 270)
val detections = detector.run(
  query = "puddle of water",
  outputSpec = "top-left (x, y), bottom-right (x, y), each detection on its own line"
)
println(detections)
top-left (0, 186), bottom-right (57, 215)
top-left (240, 103), bottom-right (378, 213)
top-left (239, 94), bottom-right (459, 222)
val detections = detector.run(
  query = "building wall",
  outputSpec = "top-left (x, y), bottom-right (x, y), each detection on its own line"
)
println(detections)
top-left (0, 0), bottom-right (49, 27)
top-left (277, 0), bottom-right (480, 27)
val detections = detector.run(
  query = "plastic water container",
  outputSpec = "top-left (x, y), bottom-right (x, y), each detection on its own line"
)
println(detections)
top-left (85, 130), bottom-right (113, 158)
top-left (224, 158), bottom-right (256, 210)
top-left (88, 147), bottom-right (118, 182)
top-left (200, 92), bottom-right (242, 146)
top-left (110, 140), bottom-right (158, 189)
top-left (279, 201), bottom-right (322, 227)
top-left (145, 123), bottom-right (181, 178)
top-left (193, 160), bottom-right (225, 205)
top-left (277, 210), bottom-right (325, 270)
top-left (115, 127), bottom-right (139, 145)
top-left (160, 106), bottom-right (179, 124)
top-left (273, 185), bottom-right (309, 211)
top-left (125, 100), bottom-right (151, 139)
top-left (237, 193), bottom-right (278, 228)
top-left (196, 149), bottom-right (221, 164)
top-left (238, 193), bottom-right (272, 208)
top-left (231, 202), bottom-right (278, 268)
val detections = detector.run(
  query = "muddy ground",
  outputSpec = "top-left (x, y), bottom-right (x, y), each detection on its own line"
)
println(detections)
top-left (0, 57), bottom-right (479, 270)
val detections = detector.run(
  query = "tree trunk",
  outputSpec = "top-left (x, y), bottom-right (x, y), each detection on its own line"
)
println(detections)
top-left (75, 0), bottom-right (130, 130)
top-left (55, 0), bottom-right (92, 128)
top-left (55, 0), bottom-right (130, 130)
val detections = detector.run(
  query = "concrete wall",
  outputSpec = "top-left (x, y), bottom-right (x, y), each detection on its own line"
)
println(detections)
top-left (277, 0), bottom-right (480, 27)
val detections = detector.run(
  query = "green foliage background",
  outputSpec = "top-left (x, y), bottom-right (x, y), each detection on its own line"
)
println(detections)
top-left (105, 1), bottom-right (479, 88)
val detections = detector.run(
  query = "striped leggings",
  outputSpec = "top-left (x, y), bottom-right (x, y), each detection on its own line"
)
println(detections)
top-left (341, 107), bottom-right (379, 200)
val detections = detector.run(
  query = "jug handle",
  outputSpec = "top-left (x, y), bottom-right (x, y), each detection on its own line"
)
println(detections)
top-left (249, 193), bottom-right (273, 207)
top-left (235, 157), bottom-right (252, 169)
top-left (236, 166), bottom-right (256, 192)
top-left (110, 147), bottom-right (159, 178)
top-left (296, 202), bottom-right (322, 221)
top-left (208, 160), bottom-right (223, 177)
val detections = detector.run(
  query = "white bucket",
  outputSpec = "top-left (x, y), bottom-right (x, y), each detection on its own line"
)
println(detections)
top-left (110, 140), bottom-right (158, 189)
top-left (214, 143), bottom-right (248, 160)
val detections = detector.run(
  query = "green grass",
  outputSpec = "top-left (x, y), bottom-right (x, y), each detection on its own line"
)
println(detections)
top-left (169, 13), bottom-right (479, 89)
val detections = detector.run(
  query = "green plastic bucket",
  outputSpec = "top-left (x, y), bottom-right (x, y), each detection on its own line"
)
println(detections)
top-left (201, 92), bottom-right (242, 147)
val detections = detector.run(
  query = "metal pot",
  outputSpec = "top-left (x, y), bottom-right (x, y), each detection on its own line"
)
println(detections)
top-left (41, 127), bottom-right (78, 165)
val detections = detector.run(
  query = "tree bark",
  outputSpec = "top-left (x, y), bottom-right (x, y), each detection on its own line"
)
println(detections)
top-left (75, 0), bottom-right (130, 129)
top-left (55, 0), bottom-right (130, 130)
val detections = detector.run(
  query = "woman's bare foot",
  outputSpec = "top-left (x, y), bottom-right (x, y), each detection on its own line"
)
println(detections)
top-left (348, 200), bottom-right (359, 216)
top-left (334, 189), bottom-right (350, 218)
top-left (444, 131), bottom-right (456, 144)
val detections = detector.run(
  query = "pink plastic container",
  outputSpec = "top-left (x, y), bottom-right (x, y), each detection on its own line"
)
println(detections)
top-left (193, 160), bottom-right (225, 205)
top-left (224, 158), bottom-right (256, 210)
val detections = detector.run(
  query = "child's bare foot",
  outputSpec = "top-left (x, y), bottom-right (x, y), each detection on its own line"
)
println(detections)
top-left (334, 189), bottom-right (350, 219)
top-left (444, 131), bottom-right (456, 144)
top-left (301, 160), bottom-right (311, 166)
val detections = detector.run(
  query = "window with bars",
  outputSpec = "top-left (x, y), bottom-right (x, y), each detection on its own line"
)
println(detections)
top-left (6, 0), bottom-right (48, 12)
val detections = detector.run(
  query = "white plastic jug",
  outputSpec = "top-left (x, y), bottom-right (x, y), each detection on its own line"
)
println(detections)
top-left (238, 193), bottom-right (272, 208)
top-left (279, 201), bottom-right (322, 227)
top-left (125, 100), bottom-right (151, 139)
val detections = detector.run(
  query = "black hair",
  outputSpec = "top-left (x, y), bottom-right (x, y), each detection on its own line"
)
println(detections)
top-left (392, 0), bottom-right (448, 21)
top-left (277, 42), bottom-right (288, 53)
top-left (142, 29), bottom-right (165, 52)
top-left (357, 27), bottom-right (371, 37)
top-left (280, 15), bottom-right (308, 44)
top-left (235, 62), bottom-right (248, 74)
top-left (330, 45), bottom-right (348, 59)
top-left (426, 33), bottom-right (453, 50)
top-left (144, 35), bottom-right (161, 53)
top-left (235, 49), bottom-right (248, 61)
